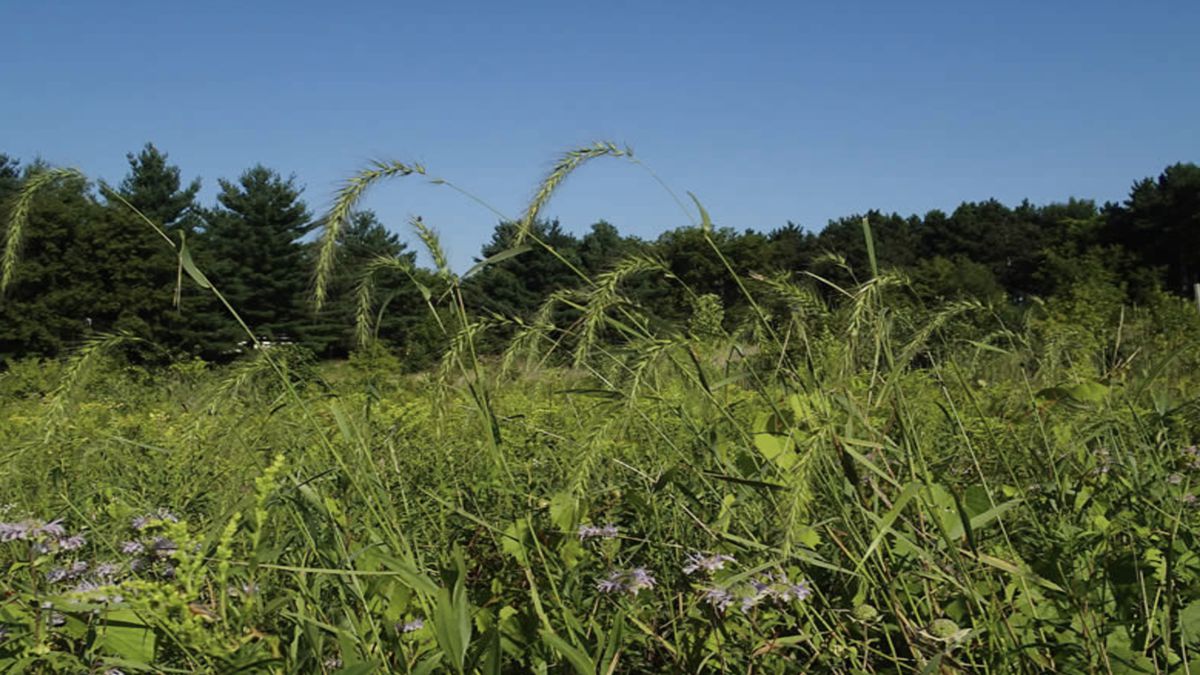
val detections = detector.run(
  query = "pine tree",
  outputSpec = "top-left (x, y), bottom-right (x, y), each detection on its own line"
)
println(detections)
top-left (80, 144), bottom-right (202, 356)
top-left (308, 210), bottom-right (419, 356)
top-left (0, 163), bottom-right (99, 360)
top-left (200, 165), bottom-right (313, 354)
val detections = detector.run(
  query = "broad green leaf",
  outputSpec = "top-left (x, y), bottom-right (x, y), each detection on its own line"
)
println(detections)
top-left (97, 609), bottom-right (156, 665)
top-left (463, 244), bottom-right (532, 279)
top-left (687, 191), bottom-right (713, 232)
top-left (1179, 600), bottom-right (1200, 646)
top-left (539, 629), bottom-right (596, 675)
top-left (855, 481), bottom-right (920, 573)
top-left (178, 237), bottom-right (212, 289)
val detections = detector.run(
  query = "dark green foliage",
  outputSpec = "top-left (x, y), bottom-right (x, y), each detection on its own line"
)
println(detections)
top-left (83, 144), bottom-right (202, 359)
top-left (198, 165), bottom-right (314, 355)
top-left (6, 145), bottom-right (1200, 671)
top-left (465, 219), bottom-right (585, 319)
top-left (0, 164), bottom-right (97, 360)
top-left (1105, 162), bottom-right (1200, 295)
top-left (312, 210), bottom-right (440, 364)
top-left (4, 150), bottom-right (1200, 369)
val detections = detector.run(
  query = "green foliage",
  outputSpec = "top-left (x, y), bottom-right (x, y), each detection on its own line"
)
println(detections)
top-left (1106, 163), bottom-right (1200, 295)
top-left (4, 145), bottom-right (1200, 672)
top-left (197, 165), bottom-right (314, 355)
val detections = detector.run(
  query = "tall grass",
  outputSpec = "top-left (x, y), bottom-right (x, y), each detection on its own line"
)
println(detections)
top-left (1, 145), bottom-right (1199, 673)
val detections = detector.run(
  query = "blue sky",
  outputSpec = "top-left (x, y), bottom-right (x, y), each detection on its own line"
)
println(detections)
top-left (3, 1), bottom-right (1197, 269)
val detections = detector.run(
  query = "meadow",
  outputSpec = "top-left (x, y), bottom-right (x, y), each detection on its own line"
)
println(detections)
top-left (2, 146), bottom-right (1200, 673)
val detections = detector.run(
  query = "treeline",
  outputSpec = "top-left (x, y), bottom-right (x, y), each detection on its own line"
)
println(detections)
top-left (1, 144), bottom-right (1197, 367)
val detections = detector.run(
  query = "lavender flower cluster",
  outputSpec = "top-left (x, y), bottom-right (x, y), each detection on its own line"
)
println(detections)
top-left (0, 514), bottom-right (128, 603)
top-left (121, 509), bottom-right (182, 579)
top-left (703, 571), bottom-right (812, 614)
top-left (577, 523), bottom-right (619, 541)
top-left (596, 567), bottom-right (657, 596)
top-left (0, 518), bottom-right (76, 551)
top-left (683, 552), bottom-right (735, 575)
top-left (590, 546), bottom-right (813, 614)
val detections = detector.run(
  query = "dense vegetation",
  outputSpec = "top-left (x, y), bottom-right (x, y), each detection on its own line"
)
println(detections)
top-left (1, 144), bottom-right (1198, 366)
top-left (1, 144), bottom-right (1199, 673)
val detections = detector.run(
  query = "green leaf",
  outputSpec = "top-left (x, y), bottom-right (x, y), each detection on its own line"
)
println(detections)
top-left (548, 491), bottom-right (578, 533)
top-left (96, 609), bottom-right (156, 666)
top-left (501, 519), bottom-right (529, 566)
top-left (463, 244), bottom-right (532, 279)
top-left (1179, 600), bottom-right (1200, 646)
top-left (178, 237), bottom-right (212, 290)
top-left (1064, 380), bottom-right (1109, 403)
top-left (754, 431), bottom-right (797, 469)
top-left (967, 497), bottom-right (1021, 534)
top-left (687, 191), bottom-right (714, 233)
top-left (539, 629), bottom-right (596, 675)
top-left (855, 481), bottom-right (920, 573)
top-left (433, 549), bottom-right (473, 673)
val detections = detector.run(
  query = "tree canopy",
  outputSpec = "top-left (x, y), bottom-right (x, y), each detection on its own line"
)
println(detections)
top-left (1, 145), bottom-right (1197, 368)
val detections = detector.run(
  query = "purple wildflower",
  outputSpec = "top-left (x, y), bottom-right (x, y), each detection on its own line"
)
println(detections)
top-left (46, 567), bottom-right (69, 583)
top-left (596, 570), bottom-right (625, 594)
top-left (94, 562), bottom-right (120, 580)
top-left (227, 582), bottom-right (258, 597)
top-left (151, 537), bottom-right (177, 558)
top-left (0, 521), bottom-right (33, 542)
top-left (58, 534), bottom-right (85, 551)
top-left (596, 567), bottom-right (656, 597)
top-left (1168, 473), bottom-right (1185, 485)
top-left (73, 580), bottom-right (100, 593)
top-left (748, 572), bottom-right (813, 606)
top-left (1184, 493), bottom-right (1197, 507)
top-left (398, 618), bottom-right (424, 633)
top-left (703, 587), bottom-right (736, 612)
top-left (628, 568), bottom-right (656, 593)
top-left (38, 519), bottom-right (66, 538)
top-left (132, 509), bottom-right (178, 531)
top-left (778, 579), bottom-right (812, 602)
top-left (577, 524), bottom-right (619, 541)
top-left (105, 669), bottom-right (126, 675)
top-left (683, 552), bottom-right (735, 575)
top-left (120, 540), bottom-right (144, 555)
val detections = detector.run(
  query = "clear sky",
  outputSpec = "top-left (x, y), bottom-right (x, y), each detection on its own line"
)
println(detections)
top-left (3, 1), bottom-right (1198, 269)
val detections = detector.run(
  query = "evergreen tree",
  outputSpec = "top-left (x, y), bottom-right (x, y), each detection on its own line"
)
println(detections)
top-left (200, 165), bottom-right (313, 354)
top-left (466, 220), bottom-right (583, 319)
top-left (312, 210), bottom-right (425, 357)
top-left (0, 155), bottom-right (19, 203)
top-left (79, 144), bottom-right (202, 356)
top-left (0, 164), bottom-right (99, 360)
top-left (1105, 163), bottom-right (1200, 295)
top-left (579, 220), bottom-right (637, 275)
